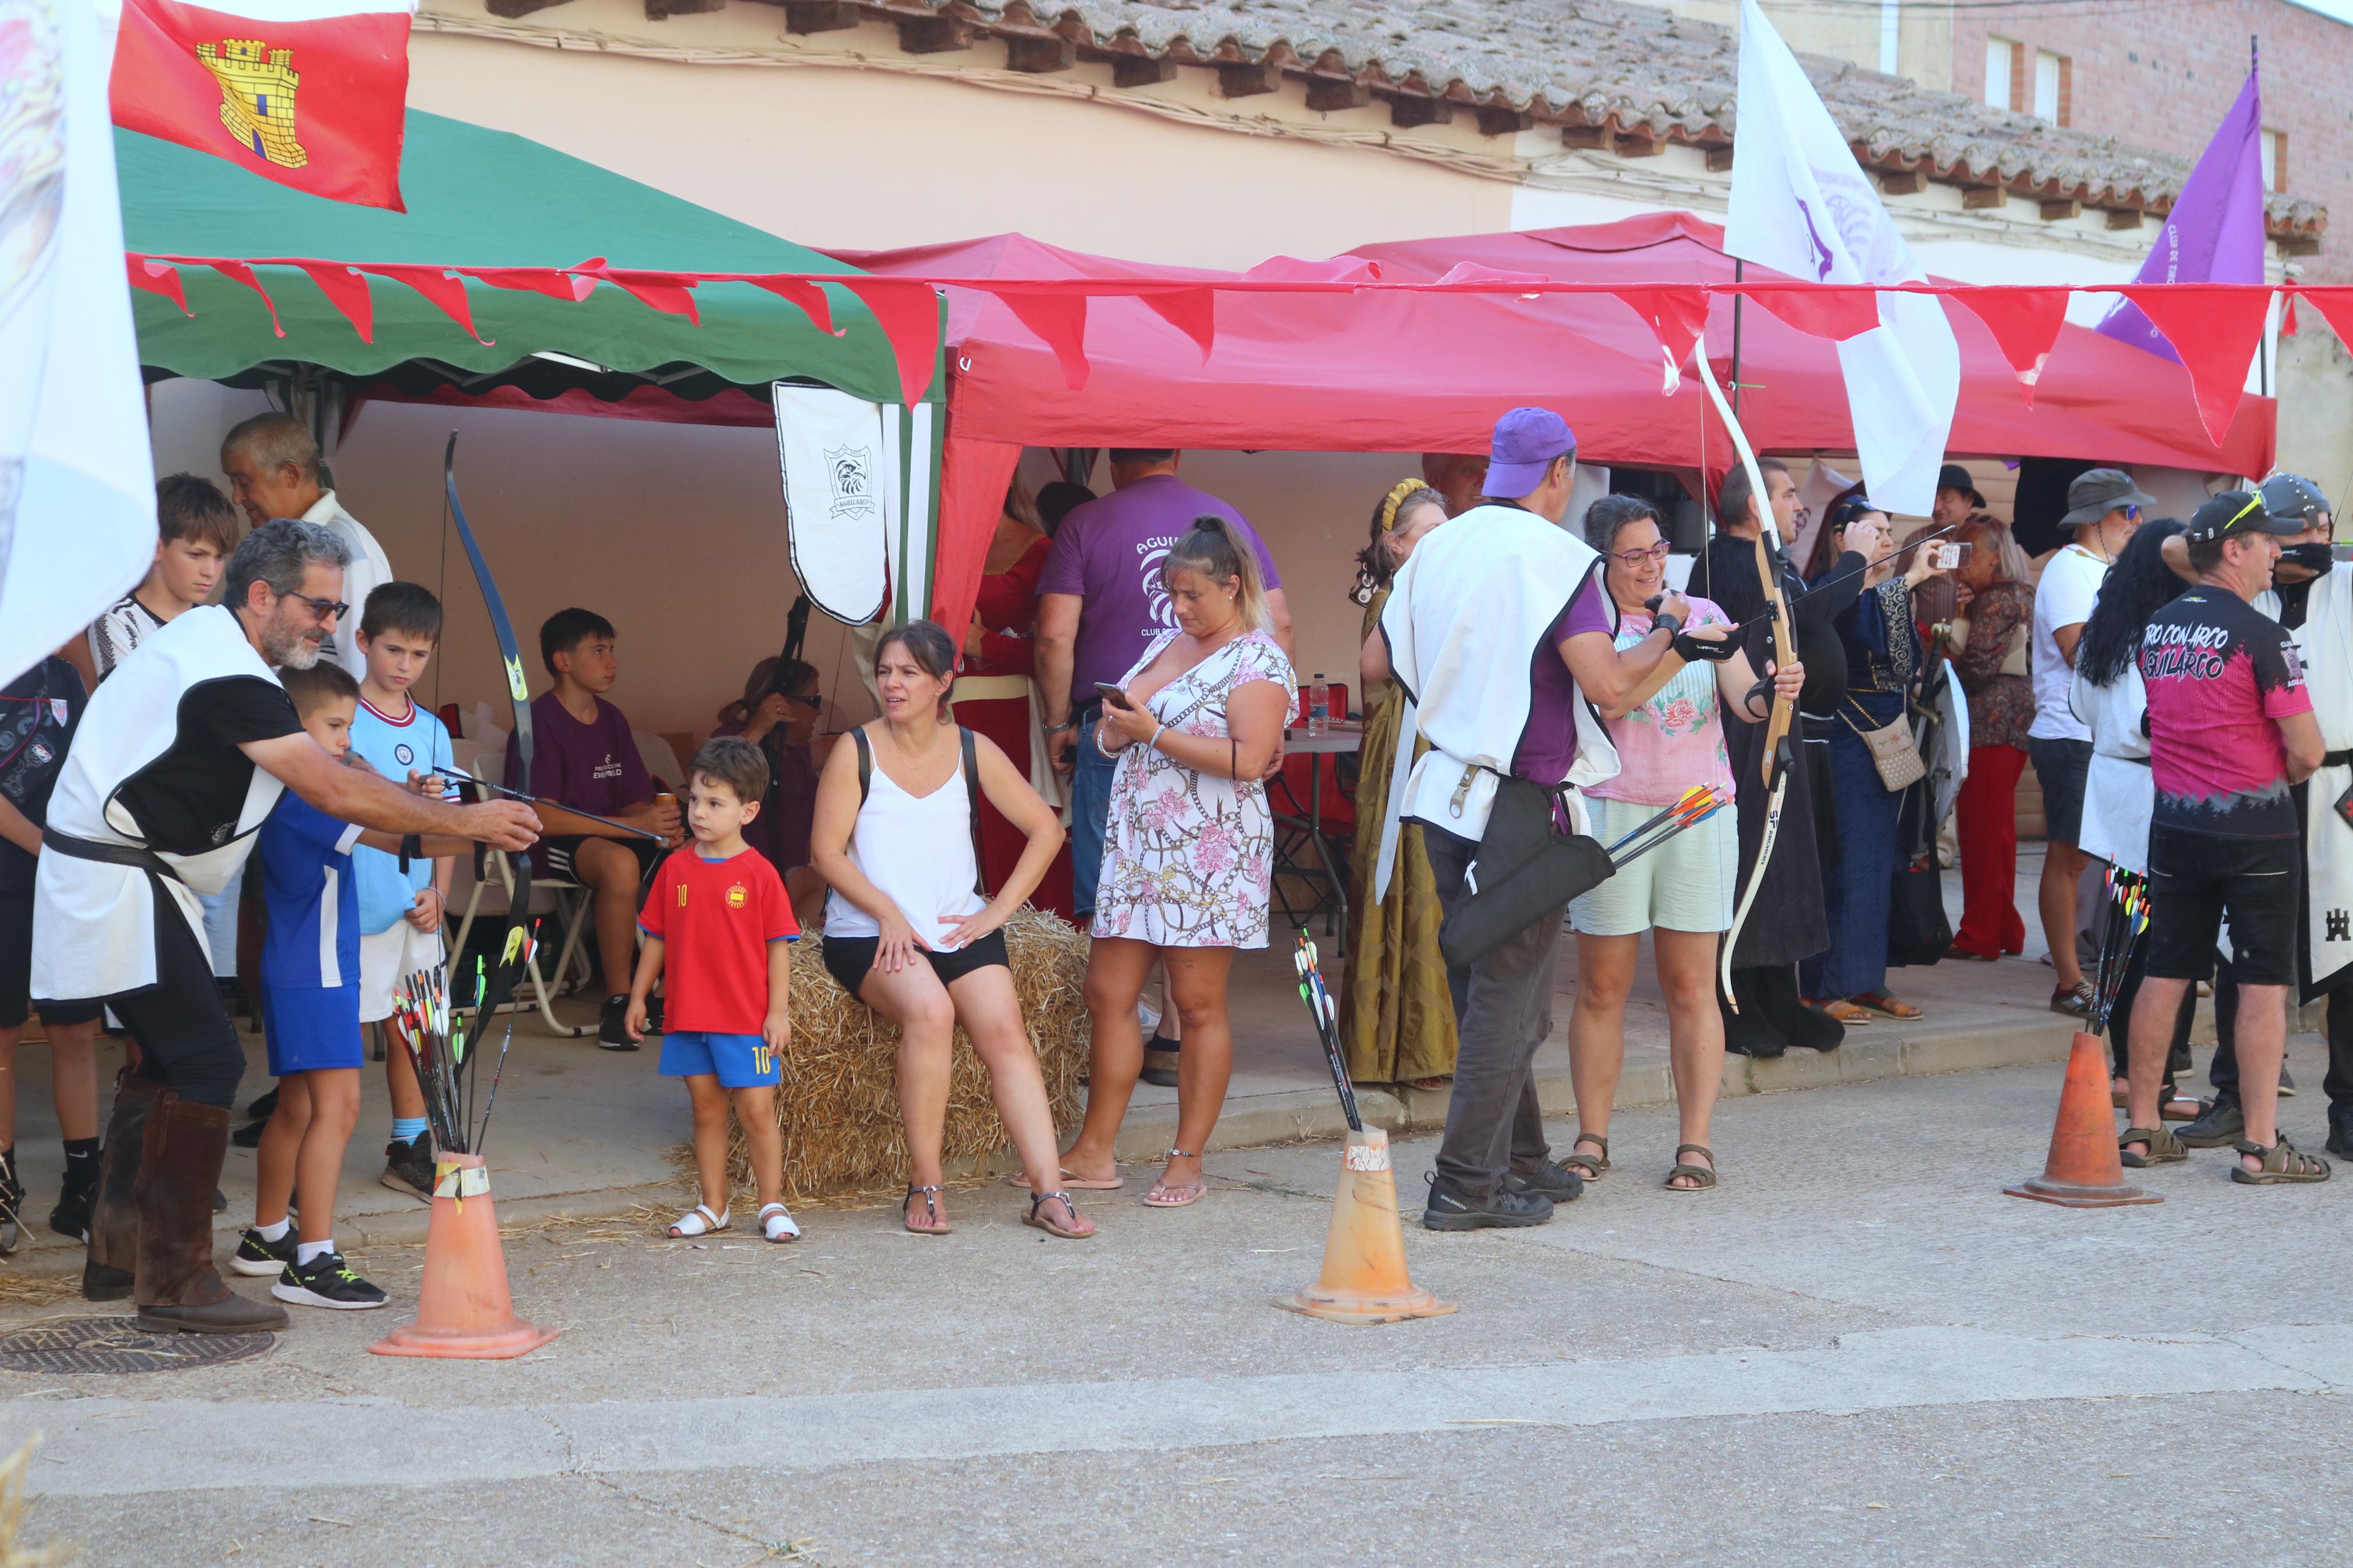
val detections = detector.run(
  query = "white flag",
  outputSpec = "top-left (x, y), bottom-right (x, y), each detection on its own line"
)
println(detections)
top-left (1726, 0), bottom-right (1958, 517)
top-left (0, 0), bottom-right (156, 689)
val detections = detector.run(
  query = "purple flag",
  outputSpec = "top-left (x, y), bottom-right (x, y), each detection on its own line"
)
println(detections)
top-left (2096, 67), bottom-right (2268, 361)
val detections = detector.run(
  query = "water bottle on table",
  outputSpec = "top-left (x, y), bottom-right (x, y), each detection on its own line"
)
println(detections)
top-left (1307, 673), bottom-right (1329, 737)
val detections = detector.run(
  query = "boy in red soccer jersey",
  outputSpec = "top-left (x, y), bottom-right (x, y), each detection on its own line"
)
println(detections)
top-left (627, 737), bottom-right (798, 1241)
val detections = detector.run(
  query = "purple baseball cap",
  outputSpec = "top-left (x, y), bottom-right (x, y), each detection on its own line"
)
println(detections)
top-left (1485, 407), bottom-right (1576, 498)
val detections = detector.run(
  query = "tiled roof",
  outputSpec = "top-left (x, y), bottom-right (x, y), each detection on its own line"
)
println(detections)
top-left (761, 0), bottom-right (2323, 240)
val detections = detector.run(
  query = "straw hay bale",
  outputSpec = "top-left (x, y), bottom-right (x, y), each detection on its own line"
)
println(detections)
top-left (716, 908), bottom-right (1091, 1200)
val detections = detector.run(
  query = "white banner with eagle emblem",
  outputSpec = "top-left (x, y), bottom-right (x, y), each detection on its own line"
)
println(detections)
top-left (773, 382), bottom-right (893, 626)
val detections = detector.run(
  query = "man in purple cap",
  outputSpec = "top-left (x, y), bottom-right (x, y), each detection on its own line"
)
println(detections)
top-left (1367, 408), bottom-right (1741, 1228)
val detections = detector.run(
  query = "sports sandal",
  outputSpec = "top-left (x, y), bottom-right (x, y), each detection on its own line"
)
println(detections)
top-left (1665, 1144), bottom-right (1717, 1192)
top-left (1562, 1133), bottom-right (1610, 1181)
top-left (1023, 1191), bottom-right (1095, 1239)
top-left (903, 1185), bottom-right (952, 1235)
top-left (1142, 1148), bottom-right (1208, 1208)
top-left (668, 1203), bottom-right (729, 1238)
top-left (2118, 1126), bottom-right (2187, 1168)
top-left (1850, 990), bottom-right (1922, 1021)
top-left (758, 1201), bottom-right (801, 1243)
top-left (2230, 1138), bottom-right (2331, 1185)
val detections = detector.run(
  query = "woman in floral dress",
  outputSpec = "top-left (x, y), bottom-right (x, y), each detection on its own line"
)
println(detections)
top-left (1056, 517), bottom-right (1295, 1207)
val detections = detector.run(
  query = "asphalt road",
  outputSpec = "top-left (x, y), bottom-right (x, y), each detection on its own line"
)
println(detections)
top-left (2, 1046), bottom-right (2347, 1566)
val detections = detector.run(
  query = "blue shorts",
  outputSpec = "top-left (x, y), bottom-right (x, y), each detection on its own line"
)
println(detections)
top-left (1070, 713), bottom-right (1119, 916)
top-left (659, 1030), bottom-right (782, 1089)
top-left (261, 984), bottom-right (363, 1076)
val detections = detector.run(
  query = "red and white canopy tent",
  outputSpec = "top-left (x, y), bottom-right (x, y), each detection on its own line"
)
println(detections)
top-left (835, 214), bottom-right (2283, 640)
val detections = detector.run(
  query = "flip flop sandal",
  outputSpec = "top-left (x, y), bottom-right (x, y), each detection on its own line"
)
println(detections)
top-left (1005, 1165), bottom-right (1126, 1192)
top-left (2118, 1126), bottom-right (2187, 1168)
top-left (1851, 990), bottom-right (1922, 1020)
top-left (903, 1185), bottom-right (952, 1235)
top-left (1664, 1143), bottom-right (1717, 1192)
top-left (1563, 1135), bottom-right (1610, 1181)
top-left (1023, 1191), bottom-right (1094, 1239)
top-left (1142, 1149), bottom-right (1208, 1208)
top-left (758, 1202), bottom-right (800, 1243)
top-left (667, 1203), bottom-right (730, 1239)
top-left (2230, 1138), bottom-right (2331, 1185)
top-left (1809, 998), bottom-right (1871, 1025)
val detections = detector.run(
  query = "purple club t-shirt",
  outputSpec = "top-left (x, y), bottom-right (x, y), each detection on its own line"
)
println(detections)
top-left (1512, 577), bottom-right (1612, 784)
top-left (506, 691), bottom-right (652, 823)
top-left (1035, 474), bottom-right (1284, 706)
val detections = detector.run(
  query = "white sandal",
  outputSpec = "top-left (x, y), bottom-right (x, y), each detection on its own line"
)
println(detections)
top-left (758, 1202), bottom-right (800, 1243)
top-left (668, 1202), bottom-right (729, 1238)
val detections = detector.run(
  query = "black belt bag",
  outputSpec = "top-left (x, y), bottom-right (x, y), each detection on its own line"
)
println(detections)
top-left (41, 828), bottom-right (181, 883)
top-left (1437, 773), bottom-right (1612, 969)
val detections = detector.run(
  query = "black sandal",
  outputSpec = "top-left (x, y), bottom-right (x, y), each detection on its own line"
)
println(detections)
top-left (903, 1184), bottom-right (952, 1235)
top-left (1562, 1134), bottom-right (1610, 1181)
top-left (1023, 1191), bottom-right (1092, 1239)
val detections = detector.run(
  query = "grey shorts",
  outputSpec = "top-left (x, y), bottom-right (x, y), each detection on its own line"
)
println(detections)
top-left (2029, 737), bottom-right (2094, 847)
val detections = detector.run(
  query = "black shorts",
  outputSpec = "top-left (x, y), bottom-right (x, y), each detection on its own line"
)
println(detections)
top-left (0, 880), bottom-right (102, 1031)
top-left (544, 834), bottom-right (663, 886)
top-left (2143, 827), bottom-right (2301, 988)
top-left (819, 929), bottom-right (1010, 998)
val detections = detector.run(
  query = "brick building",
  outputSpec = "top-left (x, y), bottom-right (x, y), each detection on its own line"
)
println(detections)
top-left (1947, 1), bottom-right (2353, 281)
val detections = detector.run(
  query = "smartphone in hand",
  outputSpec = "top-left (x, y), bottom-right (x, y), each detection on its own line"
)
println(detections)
top-left (1095, 681), bottom-right (1135, 711)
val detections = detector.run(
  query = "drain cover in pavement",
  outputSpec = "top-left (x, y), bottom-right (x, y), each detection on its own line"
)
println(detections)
top-left (0, 1316), bottom-right (275, 1375)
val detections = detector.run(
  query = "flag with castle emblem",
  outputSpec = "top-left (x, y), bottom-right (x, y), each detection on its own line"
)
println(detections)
top-left (109, 0), bottom-right (414, 210)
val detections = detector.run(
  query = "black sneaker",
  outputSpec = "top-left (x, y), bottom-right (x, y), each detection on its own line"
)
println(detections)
top-left (2279, 1067), bottom-right (2298, 1098)
top-left (2175, 1095), bottom-right (2244, 1148)
top-left (381, 1131), bottom-right (436, 1202)
top-left (49, 1169), bottom-right (98, 1243)
top-left (1421, 1175), bottom-right (1553, 1231)
top-left (644, 994), bottom-right (665, 1034)
top-left (598, 994), bottom-right (638, 1051)
top-left (1502, 1159), bottom-right (1585, 1204)
top-left (230, 1226), bottom-right (298, 1278)
top-left (272, 1251), bottom-right (389, 1310)
top-left (2327, 1104), bottom-right (2353, 1161)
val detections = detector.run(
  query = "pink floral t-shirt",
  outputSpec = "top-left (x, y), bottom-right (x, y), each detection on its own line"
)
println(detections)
top-left (1587, 595), bottom-right (1737, 806)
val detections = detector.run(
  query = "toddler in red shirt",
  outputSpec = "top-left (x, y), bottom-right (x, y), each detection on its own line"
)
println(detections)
top-left (628, 737), bottom-right (800, 1242)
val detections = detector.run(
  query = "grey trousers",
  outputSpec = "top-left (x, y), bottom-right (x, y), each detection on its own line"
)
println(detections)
top-left (1423, 824), bottom-right (1563, 1200)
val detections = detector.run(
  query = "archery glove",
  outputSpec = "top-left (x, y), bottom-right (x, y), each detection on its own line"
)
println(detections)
top-left (1673, 630), bottom-right (1741, 663)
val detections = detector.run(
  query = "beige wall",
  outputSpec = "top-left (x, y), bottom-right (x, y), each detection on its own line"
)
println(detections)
top-left (1658, 1), bottom-right (1954, 87)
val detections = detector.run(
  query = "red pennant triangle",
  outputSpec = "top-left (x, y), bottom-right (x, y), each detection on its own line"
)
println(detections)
top-left (2282, 293), bottom-right (2299, 337)
top-left (299, 262), bottom-right (374, 344)
top-left (2114, 284), bottom-right (2271, 445)
top-left (746, 275), bottom-right (840, 336)
top-left (472, 267), bottom-right (594, 302)
top-left (125, 255), bottom-right (190, 316)
top-left (356, 265), bottom-right (492, 345)
top-left (1737, 284), bottom-right (1879, 342)
top-left (839, 279), bottom-right (940, 406)
top-left (982, 285), bottom-right (1091, 390)
top-left (1950, 287), bottom-right (2071, 407)
top-left (1139, 287), bottom-right (1215, 362)
top-left (579, 265), bottom-right (701, 325)
top-left (1609, 287), bottom-right (1710, 392)
top-left (209, 261), bottom-right (283, 337)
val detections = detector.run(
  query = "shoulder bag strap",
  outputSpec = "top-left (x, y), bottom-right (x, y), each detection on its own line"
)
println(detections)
top-left (960, 726), bottom-right (988, 898)
top-left (851, 726), bottom-right (872, 805)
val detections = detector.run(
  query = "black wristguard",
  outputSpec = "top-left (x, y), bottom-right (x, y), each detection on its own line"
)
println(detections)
top-left (1673, 630), bottom-right (1739, 663)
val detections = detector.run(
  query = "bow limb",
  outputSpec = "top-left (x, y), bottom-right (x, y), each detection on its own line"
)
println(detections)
top-left (445, 432), bottom-right (536, 1019)
top-left (1692, 349), bottom-right (1797, 1007)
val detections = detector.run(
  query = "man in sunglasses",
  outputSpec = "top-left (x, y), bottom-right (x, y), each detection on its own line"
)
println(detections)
top-left (2029, 468), bottom-right (2152, 1018)
top-left (31, 519), bottom-right (539, 1333)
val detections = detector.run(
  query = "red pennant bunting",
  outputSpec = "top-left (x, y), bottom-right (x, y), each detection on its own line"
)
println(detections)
top-left (125, 255), bottom-right (190, 315)
top-left (2282, 293), bottom-right (2299, 336)
top-left (2114, 284), bottom-right (2272, 445)
top-left (577, 264), bottom-right (701, 325)
top-left (1139, 287), bottom-right (1215, 362)
top-left (839, 279), bottom-right (941, 406)
top-left (472, 267), bottom-right (594, 302)
top-left (1736, 284), bottom-right (1879, 342)
top-left (747, 275), bottom-right (840, 336)
top-left (209, 261), bottom-right (283, 337)
top-left (356, 264), bottom-right (492, 344)
top-left (984, 286), bottom-right (1091, 390)
top-left (1949, 287), bottom-right (2071, 408)
top-left (1609, 287), bottom-right (1711, 393)
top-left (2293, 287), bottom-right (2353, 354)
top-left (299, 262), bottom-right (374, 344)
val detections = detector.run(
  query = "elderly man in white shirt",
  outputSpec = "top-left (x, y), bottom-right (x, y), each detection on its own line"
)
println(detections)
top-left (219, 412), bottom-right (393, 684)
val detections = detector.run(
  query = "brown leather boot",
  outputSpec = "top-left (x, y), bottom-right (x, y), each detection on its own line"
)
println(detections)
top-left (82, 1076), bottom-right (163, 1301)
top-left (133, 1094), bottom-right (286, 1335)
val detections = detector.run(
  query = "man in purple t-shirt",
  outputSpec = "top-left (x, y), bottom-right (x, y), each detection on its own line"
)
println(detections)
top-left (506, 608), bottom-right (683, 1047)
top-left (1035, 451), bottom-right (1294, 922)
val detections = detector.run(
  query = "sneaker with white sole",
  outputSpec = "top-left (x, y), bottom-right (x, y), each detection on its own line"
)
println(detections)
top-left (598, 994), bottom-right (638, 1051)
top-left (272, 1251), bottom-right (389, 1310)
top-left (230, 1226), bottom-right (297, 1277)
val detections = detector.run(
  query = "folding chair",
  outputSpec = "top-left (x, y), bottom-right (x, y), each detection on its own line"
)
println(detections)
top-left (449, 745), bottom-right (597, 1037)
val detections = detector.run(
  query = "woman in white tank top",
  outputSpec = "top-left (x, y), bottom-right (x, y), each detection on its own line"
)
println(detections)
top-left (810, 622), bottom-right (1090, 1240)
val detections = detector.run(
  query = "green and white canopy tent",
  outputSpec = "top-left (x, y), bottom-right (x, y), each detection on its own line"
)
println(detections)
top-left (119, 108), bottom-right (944, 625)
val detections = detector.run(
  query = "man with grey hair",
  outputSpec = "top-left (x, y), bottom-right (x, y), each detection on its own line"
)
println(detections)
top-left (32, 519), bottom-right (537, 1335)
top-left (219, 412), bottom-right (392, 681)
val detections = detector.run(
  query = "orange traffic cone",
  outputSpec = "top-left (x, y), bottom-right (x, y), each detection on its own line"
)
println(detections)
top-left (2004, 1030), bottom-right (2162, 1208)
top-left (369, 1154), bottom-right (560, 1359)
top-left (1276, 1126), bottom-right (1457, 1324)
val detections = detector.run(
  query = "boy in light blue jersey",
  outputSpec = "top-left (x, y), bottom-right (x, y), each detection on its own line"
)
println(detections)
top-left (346, 584), bottom-right (457, 1201)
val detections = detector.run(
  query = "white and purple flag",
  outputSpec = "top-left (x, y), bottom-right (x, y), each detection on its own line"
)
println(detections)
top-left (2095, 66), bottom-right (2268, 360)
